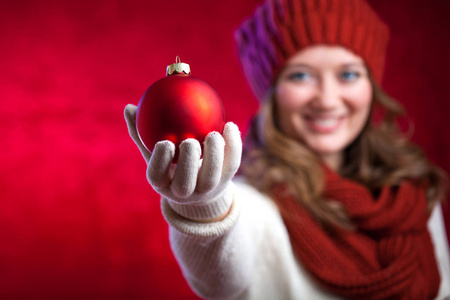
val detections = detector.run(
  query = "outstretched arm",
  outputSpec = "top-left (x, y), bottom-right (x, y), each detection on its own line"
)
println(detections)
top-left (124, 104), bottom-right (254, 299)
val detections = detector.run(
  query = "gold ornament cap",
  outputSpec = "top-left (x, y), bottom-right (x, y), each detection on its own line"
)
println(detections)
top-left (166, 56), bottom-right (191, 76)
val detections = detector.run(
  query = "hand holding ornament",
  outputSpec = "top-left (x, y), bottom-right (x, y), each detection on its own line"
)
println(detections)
top-left (124, 57), bottom-right (242, 222)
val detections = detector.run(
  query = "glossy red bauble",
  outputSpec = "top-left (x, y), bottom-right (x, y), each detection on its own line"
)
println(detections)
top-left (136, 74), bottom-right (225, 163)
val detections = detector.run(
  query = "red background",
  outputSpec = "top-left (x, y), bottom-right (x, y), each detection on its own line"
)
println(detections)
top-left (1, 0), bottom-right (449, 299)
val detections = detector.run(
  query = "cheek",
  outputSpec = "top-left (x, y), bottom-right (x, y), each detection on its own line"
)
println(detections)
top-left (275, 84), bottom-right (312, 110)
top-left (346, 80), bottom-right (372, 110)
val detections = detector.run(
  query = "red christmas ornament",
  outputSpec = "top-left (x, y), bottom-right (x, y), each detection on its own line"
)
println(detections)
top-left (136, 56), bottom-right (225, 163)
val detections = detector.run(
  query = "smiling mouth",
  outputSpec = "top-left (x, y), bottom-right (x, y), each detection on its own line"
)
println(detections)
top-left (304, 115), bottom-right (344, 133)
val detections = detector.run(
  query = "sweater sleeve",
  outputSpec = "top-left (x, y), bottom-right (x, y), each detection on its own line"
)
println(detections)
top-left (160, 181), bottom-right (255, 300)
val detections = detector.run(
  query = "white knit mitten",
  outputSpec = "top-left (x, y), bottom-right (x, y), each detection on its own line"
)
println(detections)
top-left (124, 104), bottom-right (242, 222)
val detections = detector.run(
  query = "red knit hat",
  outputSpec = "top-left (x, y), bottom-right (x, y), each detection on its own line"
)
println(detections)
top-left (234, 0), bottom-right (390, 101)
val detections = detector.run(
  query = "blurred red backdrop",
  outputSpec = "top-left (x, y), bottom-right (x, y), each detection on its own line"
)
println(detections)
top-left (0, 0), bottom-right (449, 299)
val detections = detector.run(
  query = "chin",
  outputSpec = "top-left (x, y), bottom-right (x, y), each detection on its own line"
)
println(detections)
top-left (306, 138), bottom-right (349, 157)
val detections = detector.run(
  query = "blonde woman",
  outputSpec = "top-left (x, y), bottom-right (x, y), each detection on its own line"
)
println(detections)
top-left (125, 0), bottom-right (450, 298)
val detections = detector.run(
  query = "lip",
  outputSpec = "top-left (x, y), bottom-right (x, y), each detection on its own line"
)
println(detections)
top-left (304, 115), bottom-right (345, 133)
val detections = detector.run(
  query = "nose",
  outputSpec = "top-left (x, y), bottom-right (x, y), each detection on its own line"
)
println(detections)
top-left (311, 74), bottom-right (340, 110)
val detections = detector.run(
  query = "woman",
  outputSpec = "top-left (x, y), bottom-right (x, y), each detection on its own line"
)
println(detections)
top-left (124, 0), bottom-right (450, 299)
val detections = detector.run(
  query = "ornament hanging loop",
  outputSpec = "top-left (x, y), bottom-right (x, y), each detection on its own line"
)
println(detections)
top-left (167, 56), bottom-right (191, 76)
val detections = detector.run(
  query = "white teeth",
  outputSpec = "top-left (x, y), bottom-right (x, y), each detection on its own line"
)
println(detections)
top-left (312, 118), bottom-right (339, 128)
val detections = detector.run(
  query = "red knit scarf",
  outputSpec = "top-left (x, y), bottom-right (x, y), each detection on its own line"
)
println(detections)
top-left (272, 166), bottom-right (440, 299)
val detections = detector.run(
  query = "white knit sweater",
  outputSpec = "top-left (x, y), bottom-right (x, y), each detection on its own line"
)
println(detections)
top-left (161, 179), bottom-right (450, 300)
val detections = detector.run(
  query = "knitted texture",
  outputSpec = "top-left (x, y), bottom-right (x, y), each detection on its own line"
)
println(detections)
top-left (234, 0), bottom-right (390, 101)
top-left (272, 166), bottom-right (440, 299)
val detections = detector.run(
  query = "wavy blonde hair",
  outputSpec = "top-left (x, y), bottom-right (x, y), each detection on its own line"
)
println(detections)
top-left (240, 78), bottom-right (448, 228)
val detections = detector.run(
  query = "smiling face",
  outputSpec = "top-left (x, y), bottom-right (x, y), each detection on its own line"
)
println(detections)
top-left (274, 45), bottom-right (373, 170)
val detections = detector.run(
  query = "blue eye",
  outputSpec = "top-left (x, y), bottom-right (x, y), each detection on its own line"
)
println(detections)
top-left (340, 71), bottom-right (360, 81)
top-left (288, 72), bottom-right (310, 81)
